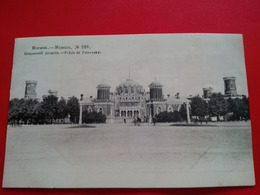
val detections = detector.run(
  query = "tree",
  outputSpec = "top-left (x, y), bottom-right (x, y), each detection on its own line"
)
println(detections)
top-left (227, 96), bottom-right (250, 121)
top-left (41, 95), bottom-right (59, 124)
top-left (21, 99), bottom-right (39, 124)
top-left (8, 98), bottom-right (22, 124)
top-left (190, 97), bottom-right (208, 122)
top-left (242, 96), bottom-right (250, 120)
top-left (67, 96), bottom-right (79, 124)
top-left (8, 98), bottom-right (39, 124)
top-left (57, 97), bottom-right (68, 123)
top-left (208, 93), bottom-right (228, 120)
top-left (179, 103), bottom-right (187, 121)
top-left (32, 102), bottom-right (46, 124)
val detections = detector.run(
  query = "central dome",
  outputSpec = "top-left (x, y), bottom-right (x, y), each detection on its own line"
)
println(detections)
top-left (120, 79), bottom-right (141, 87)
top-left (116, 79), bottom-right (144, 94)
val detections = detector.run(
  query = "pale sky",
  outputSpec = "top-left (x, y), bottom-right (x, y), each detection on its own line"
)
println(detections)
top-left (10, 34), bottom-right (249, 100)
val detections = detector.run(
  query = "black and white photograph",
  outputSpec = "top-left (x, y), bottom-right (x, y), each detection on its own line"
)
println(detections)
top-left (3, 34), bottom-right (255, 188)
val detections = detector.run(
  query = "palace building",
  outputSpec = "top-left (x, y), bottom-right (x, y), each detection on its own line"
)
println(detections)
top-left (78, 78), bottom-right (190, 124)
top-left (24, 76), bottom-right (241, 124)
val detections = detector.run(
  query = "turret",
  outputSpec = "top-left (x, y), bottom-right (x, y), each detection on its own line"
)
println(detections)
top-left (223, 77), bottom-right (237, 96)
top-left (96, 82), bottom-right (111, 101)
top-left (24, 80), bottom-right (37, 99)
top-left (149, 79), bottom-right (163, 101)
top-left (48, 90), bottom-right (58, 97)
top-left (202, 87), bottom-right (213, 99)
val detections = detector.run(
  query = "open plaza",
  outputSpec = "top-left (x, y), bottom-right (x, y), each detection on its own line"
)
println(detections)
top-left (3, 121), bottom-right (254, 188)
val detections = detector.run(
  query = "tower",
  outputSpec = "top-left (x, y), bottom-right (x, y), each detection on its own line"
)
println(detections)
top-left (202, 87), bottom-right (213, 99)
top-left (149, 79), bottom-right (163, 101)
top-left (96, 82), bottom-right (111, 101)
top-left (48, 90), bottom-right (58, 97)
top-left (24, 80), bottom-right (37, 99)
top-left (223, 77), bottom-right (237, 96)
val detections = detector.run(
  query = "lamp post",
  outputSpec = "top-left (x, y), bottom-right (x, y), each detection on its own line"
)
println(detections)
top-left (185, 102), bottom-right (191, 124)
top-left (79, 94), bottom-right (83, 125)
top-left (79, 103), bottom-right (82, 125)
top-left (148, 104), bottom-right (152, 123)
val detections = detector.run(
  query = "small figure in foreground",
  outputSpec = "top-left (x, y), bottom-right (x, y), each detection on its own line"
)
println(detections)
top-left (137, 116), bottom-right (141, 126)
top-left (152, 116), bottom-right (157, 126)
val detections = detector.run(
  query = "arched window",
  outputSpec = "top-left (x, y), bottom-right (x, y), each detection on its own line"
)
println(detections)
top-left (168, 106), bottom-right (173, 112)
top-left (121, 110), bottom-right (126, 117)
top-left (99, 108), bottom-right (103, 113)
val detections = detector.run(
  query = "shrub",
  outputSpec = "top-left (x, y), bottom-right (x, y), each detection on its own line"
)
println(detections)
top-left (155, 111), bottom-right (182, 122)
top-left (82, 111), bottom-right (106, 123)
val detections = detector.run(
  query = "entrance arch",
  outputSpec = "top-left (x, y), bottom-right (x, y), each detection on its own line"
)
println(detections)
top-left (121, 110), bottom-right (126, 117)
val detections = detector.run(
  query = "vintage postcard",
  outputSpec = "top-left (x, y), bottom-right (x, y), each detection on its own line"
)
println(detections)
top-left (3, 34), bottom-right (255, 188)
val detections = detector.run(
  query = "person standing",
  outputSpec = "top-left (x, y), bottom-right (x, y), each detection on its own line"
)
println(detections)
top-left (152, 116), bottom-right (156, 126)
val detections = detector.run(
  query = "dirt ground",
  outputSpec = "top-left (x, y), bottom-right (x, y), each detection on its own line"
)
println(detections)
top-left (2, 121), bottom-right (255, 188)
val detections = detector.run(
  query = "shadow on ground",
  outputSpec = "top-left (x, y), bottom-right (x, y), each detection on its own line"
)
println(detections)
top-left (68, 125), bottom-right (96, 128)
top-left (170, 123), bottom-right (218, 127)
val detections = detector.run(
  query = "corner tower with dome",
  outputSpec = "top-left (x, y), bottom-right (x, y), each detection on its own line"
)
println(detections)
top-left (79, 78), bottom-right (190, 124)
